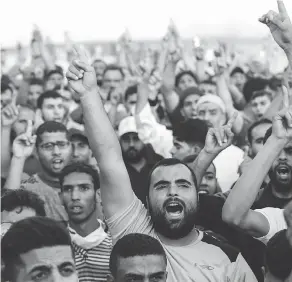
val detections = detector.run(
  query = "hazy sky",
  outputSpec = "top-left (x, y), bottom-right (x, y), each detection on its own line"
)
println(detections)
top-left (1, 0), bottom-right (292, 47)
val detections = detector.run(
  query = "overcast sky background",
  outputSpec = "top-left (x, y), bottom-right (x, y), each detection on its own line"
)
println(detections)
top-left (1, 0), bottom-right (292, 47)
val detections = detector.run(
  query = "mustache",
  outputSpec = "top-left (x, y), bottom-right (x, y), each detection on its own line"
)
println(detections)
top-left (163, 197), bottom-right (185, 209)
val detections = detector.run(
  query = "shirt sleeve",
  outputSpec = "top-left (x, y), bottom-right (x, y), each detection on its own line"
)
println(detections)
top-left (253, 208), bottom-right (287, 245)
top-left (135, 103), bottom-right (173, 158)
top-left (105, 196), bottom-right (154, 245)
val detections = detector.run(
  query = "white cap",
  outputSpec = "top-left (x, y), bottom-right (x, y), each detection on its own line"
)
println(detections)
top-left (118, 116), bottom-right (138, 137)
top-left (196, 94), bottom-right (226, 114)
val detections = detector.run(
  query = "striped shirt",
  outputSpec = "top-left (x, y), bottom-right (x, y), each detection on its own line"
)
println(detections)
top-left (72, 235), bottom-right (112, 282)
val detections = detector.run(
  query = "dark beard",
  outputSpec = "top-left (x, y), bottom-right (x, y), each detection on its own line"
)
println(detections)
top-left (269, 169), bottom-right (292, 193)
top-left (148, 202), bottom-right (199, 240)
top-left (122, 148), bottom-right (144, 164)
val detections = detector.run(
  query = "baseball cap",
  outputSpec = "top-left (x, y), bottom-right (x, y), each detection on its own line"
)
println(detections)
top-left (118, 116), bottom-right (138, 138)
top-left (196, 94), bottom-right (226, 114)
top-left (265, 229), bottom-right (292, 280)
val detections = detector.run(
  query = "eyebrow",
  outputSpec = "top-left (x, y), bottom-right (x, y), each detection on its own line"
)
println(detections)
top-left (154, 180), bottom-right (169, 188)
top-left (29, 265), bottom-right (52, 275)
top-left (149, 271), bottom-right (166, 278)
top-left (175, 179), bottom-right (192, 185)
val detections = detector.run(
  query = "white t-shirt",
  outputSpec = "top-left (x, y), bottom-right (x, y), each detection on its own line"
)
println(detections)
top-left (254, 207), bottom-right (287, 245)
top-left (106, 196), bottom-right (257, 282)
top-left (213, 145), bottom-right (244, 192)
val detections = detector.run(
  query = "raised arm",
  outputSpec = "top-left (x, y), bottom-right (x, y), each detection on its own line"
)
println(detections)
top-left (259, 0), bottom-right (292, 69)
top-left (66, 46), bottom-right (134, 219)
top-left (191, 112), bottom-right (238, 185)
top-left (222, 97), bottom-right (292, 238)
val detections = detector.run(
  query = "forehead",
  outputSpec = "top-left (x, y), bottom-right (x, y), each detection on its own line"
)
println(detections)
top-left (121, 132), bottom-right (139, 140)
top-left (117, 255), bottom-right (166, 276)
top-left (150, 164), bottom-right (194, 185)
top-left (19, 246), bottom-right (74, 273)
top-left (251, 123), bottom-right (271, 139)
top-left (2, 208), bottom-right (37, 224)
top-left (183, 94), bottom-right (200, 103)
top-left (63, 172), bottom-right (93, 185)
top-left (39, 131), bottom-right (68, 143)
top-left (252, 95), bottom-right (271, 103)
top-left (43, 97), bottom-right (63, 106)
top-left (71, 135), bottom-right (88, 144)
top-left (18, 108), bottom-right (35, 119)
top-left (206, 164), bottom-right (216, 174)
top-left (104, 69), bottom-right (122, 79)
top-left (197, 102), bottom-right (221, 111)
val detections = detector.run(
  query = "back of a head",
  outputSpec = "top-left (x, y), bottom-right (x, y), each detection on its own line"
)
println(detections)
top-left (173, 119), bottom-right (208, 146)
top-left (109, 233), bottom-right (167, 278)
top-left (2, 216), bottom-right (72, 280)
top-left (37, 90), bottom-right (62, 109)
top-left (1, 189), bottom-right (46, 216)
top-left (265, 229), bottom-right (292, 281)
top-left (59, 163), bottom-right (100, 191)
top-left (36, 121), bottom-right (69, 147)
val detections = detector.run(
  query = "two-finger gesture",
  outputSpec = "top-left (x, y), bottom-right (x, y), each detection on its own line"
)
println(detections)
top-left (272, 85), bottom-right (292, 141)
top-left (12, 120), bottom-right (36, 159)
top-left (1, 95), bottom-right (19, 127)
top-left (66, 45), bottom-right (97, 96)
top-left (259, 0), bottom-right (292, 53)
top-left (204, 112), bottom-right (238, 155)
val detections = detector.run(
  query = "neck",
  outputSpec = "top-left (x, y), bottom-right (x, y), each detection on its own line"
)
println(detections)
top-left (129, 157), bottom-right (146, 172)
top-left (38, 170), bottom-right (60, 186)
top-left (158, 227), bottom-right (199, 247)
top-left (271, 183), bottom-right (292, 199)
top-left (70, 212), bottom-right (100, 237)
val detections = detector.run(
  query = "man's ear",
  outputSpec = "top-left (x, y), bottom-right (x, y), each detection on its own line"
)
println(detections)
top-left (96, 189), bottom-right (101, 203)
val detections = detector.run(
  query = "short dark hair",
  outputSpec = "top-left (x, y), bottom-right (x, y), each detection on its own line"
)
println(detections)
top-left (247, 119), bottom-right (272, 144)
top-left (103, 64), bottom-right (124, 78)
top-left (109, 233), bottom-right (167, 277)
top-left (265, 229), bottom-right (292, 280)
top-left (37, 90), bottom-right (63, 109)
top-left (1, 216), bottom-right (72, 281)
top-left (93, 59), bottom-right (106, 65)
top-left (173, 119), bottom-right (208, 146)
top-left (175, 71), bottom-right (198, 88)
top-left (1, 83), bottom-right (13, 94)
top-left (59, 163), bottom-right (100, 191)
top-left (125, 85), bottom-right (138, 101)
top-left (45, 69), bottom-right (64, 81)
top-left (230, 67), bottom-right (245, 77)
top-left (1, 189), bottom-right (46, 216)
top-left (148, 158), bottom-right (198, 193)
top-left (243, 78), bottom-right (269, 102)
top-left (268, 77), bottom-right (282, 91)
top-left (29, 78), bottom-right (44, 87)
top-left (263, 127), bottom-right (273, 144)
top-left (250, 90), bottom-right (273, 102)
top-left (36, 121), bottom-right (69, 147)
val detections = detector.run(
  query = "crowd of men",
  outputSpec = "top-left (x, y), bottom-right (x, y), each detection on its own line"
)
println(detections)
top-left (1, 1), bottom-right (292, 281)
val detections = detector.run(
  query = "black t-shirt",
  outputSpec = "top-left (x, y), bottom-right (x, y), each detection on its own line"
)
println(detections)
top-left (252, 182), bottom-right (292, 209)
top-left (197, 195), bottom-right (265, 282)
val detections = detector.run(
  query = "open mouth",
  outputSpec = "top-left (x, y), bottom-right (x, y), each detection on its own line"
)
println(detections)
top-left (165, 201), bottom-right (184, 217)
top-left (276, 166), bottom-right (290, 179)
top-left (70, 206), bottom-right (83, 214)
top-left (198, 190), bottom-right (209, 195)
top-left (52, 159), bottom-right (63, 169)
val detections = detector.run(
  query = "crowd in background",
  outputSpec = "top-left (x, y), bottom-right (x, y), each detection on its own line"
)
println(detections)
top-left (1, 1), bottom-right (292, 281)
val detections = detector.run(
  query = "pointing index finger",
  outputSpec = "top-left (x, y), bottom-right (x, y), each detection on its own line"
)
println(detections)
top-left (278, 0), bottom-right (289, 18)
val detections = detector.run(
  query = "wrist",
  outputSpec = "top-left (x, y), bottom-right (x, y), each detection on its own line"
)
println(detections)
top-left (12, 154), bottom-right (27, 162)
top-left (268, 134), bottom-right (288, 149)
top-left (201, 147), bottom-right (218, 158)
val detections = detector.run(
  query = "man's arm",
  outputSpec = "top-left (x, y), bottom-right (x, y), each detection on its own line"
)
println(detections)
top-left (66, 47), bottom-right (134, 219)
top-left (222, 104), bottom-right (292, 238)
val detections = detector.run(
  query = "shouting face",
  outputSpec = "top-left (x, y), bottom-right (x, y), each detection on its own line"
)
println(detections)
top-left (148, 163), bottom-right (198, 239)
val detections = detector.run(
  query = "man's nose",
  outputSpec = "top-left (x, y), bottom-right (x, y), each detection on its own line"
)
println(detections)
top-left (167, 184), bottom-right (178, 196)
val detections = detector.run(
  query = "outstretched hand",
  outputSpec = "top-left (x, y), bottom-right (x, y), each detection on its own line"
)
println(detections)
top-left (259, 0), bottom-right (292, 54)
top-left (66, 45), bottom-right (98, 96)
top-left (1, 95), bottom-right (19, 127)
top-left (12, 120), bottom-right (36, 159)
top-left (204, 112), bottom-right (238, 155)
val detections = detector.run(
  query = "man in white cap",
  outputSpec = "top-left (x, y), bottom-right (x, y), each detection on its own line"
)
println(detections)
top-left (118, 116), bottom-right (163, 205)
top-left (197, 94), bottom-right (244, 192)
